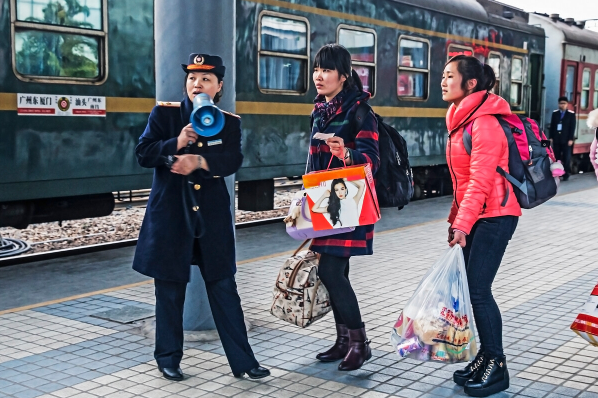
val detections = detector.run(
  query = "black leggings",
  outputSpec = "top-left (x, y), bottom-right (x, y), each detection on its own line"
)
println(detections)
top-left (318, 253), bottom-right (363, 330)
top-left (463, 215), bottom-right (518, 358)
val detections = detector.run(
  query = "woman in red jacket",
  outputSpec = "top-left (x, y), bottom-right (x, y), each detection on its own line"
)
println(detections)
top-left (442, 55), bottom-right (521, 397)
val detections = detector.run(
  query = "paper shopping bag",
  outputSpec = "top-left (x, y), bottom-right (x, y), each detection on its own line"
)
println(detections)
top-left (302, 164), bottom-right (380, 231)
top-left (570, 282), bottom-right (598, 346)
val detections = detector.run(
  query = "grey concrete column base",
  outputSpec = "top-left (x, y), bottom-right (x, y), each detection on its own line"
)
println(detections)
top-left (134, 316), bottom-right (252, 342)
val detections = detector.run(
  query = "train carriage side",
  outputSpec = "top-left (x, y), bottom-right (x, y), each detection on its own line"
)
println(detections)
top-left (0, 0), bottom-right (155, 228)
top-left (235, 0), bottom-right (545, 207)
top-left (530, 13), bottom-right (598, 174)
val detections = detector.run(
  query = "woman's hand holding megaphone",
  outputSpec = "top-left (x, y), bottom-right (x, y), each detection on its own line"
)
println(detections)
top-left (177, 123), bottom-right (198, 151)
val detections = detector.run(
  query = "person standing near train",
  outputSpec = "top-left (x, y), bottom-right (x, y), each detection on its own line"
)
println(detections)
top-left (309, 44), bottom-right (380, 371)
top-left (549, 96), bottom-right (576, 181)
top-left (442, 55), bottom-right (521, 397)
top-left (132, 53), bottom-right (269, 381)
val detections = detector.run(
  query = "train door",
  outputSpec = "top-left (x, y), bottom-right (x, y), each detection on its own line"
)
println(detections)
top-left (528, 54), bottom-right (544, 123)
top-left (562, 61), bottom-right (579, 108)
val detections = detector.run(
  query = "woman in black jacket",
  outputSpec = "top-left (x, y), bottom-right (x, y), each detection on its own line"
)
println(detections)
top-left (133, 53), bottom-right (269, 381)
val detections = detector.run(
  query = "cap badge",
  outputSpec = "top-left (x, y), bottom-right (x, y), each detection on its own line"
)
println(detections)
top-left (194, 55), bottom-right (204, 65)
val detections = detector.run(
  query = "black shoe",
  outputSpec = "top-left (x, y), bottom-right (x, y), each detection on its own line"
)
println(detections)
top-left (158, 367), bottom-right (184, 381)
top-left (453, 351), bottom-right (485, 386)
top-left (464, 356), bottom-right (509, 397)
top-left (234, 366), bottom-right (270, 379)
top-left (338, 324), bottom-right (372, 371)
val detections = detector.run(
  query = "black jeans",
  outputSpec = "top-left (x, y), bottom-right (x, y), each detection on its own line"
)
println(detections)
top-left (318, 253), bottom-right (363, 330)
top-left (462, 216), bottom-right (518, 358)
top-left (552, 142), bottom-right (572, 177)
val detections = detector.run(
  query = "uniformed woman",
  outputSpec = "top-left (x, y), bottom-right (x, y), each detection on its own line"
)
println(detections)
top-left (132, 53), bottom-right (269, 381)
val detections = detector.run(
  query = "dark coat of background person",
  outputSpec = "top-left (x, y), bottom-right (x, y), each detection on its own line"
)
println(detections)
top-left (549, 109), bottom-right (576, 144)
top-left (132, 97), bottom-right (242, 283)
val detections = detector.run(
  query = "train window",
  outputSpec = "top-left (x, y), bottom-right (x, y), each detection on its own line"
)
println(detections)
top-left (398, 37), bottom-right (430, 100)
top-left (258, 12), bottom-right (309, 94)
top-left (487, 52), bottom-right (502, 95)
top-left (447, 44), bottom-right (474, 60)
top-left (510, 56), bottom-right (523, 106)
top-left (16, 0), bottom-right (103, 30)
top-left (581, 68), bottom-right (591, 110)
top-left (12, 0), bottom-right (107, 84)
top-left (565, 66), bottom-right (576, 101)
top-left (594, 70), bottom-right (598, 110)
top-left (337, 25), bottom-right (376, 96)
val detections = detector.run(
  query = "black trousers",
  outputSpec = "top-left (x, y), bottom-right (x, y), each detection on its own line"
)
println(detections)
top-left (552, 142), bottom-right (572, 177)
top-left (154, 274), bottom-right (259, 375)
top-left (318, 253), bottom-right (363, 330)
top-left (462, 216), bottom-right (518, 358)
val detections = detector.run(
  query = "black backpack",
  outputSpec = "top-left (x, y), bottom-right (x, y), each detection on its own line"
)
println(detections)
top-left (353, 103), bottom-right (414, 209)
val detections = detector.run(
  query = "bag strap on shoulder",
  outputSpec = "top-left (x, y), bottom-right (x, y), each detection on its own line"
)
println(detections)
top-left (352, 101), bottom-right (372, 139)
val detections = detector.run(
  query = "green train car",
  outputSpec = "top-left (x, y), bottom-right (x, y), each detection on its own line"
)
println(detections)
top-left (0, 0), bottom-right (155, 227)
top-left (0, 0), bottom-right (546, 228)
top-left (234, 0), bottom-right (546, 205)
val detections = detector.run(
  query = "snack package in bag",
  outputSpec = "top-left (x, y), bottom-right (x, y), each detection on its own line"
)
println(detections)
top-left (390, 245), bottom-right (477, 363)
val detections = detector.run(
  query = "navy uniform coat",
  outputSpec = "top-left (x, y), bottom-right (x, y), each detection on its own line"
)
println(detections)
top-left (132, 96), bottom-right (242, 283)
top-left (549, 109), bottom-right (576, 144)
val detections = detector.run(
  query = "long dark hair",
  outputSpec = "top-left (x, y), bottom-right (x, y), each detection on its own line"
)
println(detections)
top-left (313, 44), bottom-right (363, 92)
top-left (327, 178), bottom-right (347, 226)
top-left (445, 55), bottom-right (496, 93)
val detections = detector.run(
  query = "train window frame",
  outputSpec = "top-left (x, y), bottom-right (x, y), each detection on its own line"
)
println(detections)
top-left (581, 67), bottom-right (591, 110)
top-left (594, 70), bottom-right (598, 110)
top-left (510, 55), bottom-right (524, 107)
top-left (397, 35), bottom-right (431, 102)
top-left (9, 0), bottom-right (109, 85)
top-left (257, 10), bottom-right (310, 96)
top-left (446, 44), bottom-right (474, 60)
top-left (487, 51), bottom-right (502, 96)
top-left (336, 24), bottom-right (377, 98)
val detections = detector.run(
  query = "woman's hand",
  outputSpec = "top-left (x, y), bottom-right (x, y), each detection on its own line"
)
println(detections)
top-left (326, 137), bottom-right (346, 159)
top-left (448, 229), bottom-right (467, 248)
top-left (177, 123), bottom-right (198, 151)
top-left (170, 154), bottom-right (200, 176)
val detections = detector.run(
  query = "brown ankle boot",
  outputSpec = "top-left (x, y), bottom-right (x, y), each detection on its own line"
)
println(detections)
top-left (338, 324), bottom-right (372, 371)
top-left (316, 324), bottom-right (349, 362)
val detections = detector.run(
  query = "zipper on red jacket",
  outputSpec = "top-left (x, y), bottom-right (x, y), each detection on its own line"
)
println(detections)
top-left (448, 133), bottom-right (459, 209)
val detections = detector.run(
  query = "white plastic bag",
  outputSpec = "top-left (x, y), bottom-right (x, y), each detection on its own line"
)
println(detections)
top-left (390, 245), bottom-right (477, 363)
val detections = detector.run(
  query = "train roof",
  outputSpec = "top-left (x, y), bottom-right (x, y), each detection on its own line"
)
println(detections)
top-left (533, 13), bottom-right (598, 51)
top-left (389, 0), bottom-right (544, 37)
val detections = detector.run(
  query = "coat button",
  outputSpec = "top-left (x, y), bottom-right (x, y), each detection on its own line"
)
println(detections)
top-left (193, 206), bottom-right (199, 211)
top-left (194, 184), bottom-right (201, 190)
top-left (197, 142), bottom-right (203, 147)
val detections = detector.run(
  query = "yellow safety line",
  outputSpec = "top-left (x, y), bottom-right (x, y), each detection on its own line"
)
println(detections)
top-left (0, 217), bottom-right (448, 316)
top-left (247, 0), bottom-right (529, 54)
top-left (0, 280), bottom-right (153, 316)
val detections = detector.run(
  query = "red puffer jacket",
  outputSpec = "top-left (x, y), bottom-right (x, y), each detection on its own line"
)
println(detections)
top-left (446, 91), bottom-right (522, 234)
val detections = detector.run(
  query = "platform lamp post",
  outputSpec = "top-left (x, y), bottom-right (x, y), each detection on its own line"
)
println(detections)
top-left (154, 0), bottom-right (236, 336)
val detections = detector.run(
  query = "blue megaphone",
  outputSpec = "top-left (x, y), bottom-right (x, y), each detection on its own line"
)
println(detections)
top-left (190, 93), bottom-right (224, 137)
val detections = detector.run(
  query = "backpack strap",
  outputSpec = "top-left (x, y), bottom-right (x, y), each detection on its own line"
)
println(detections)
top-left (352, 101), bottom-right (373, 139)
top-left (462, 115), bottom-right (521, 207)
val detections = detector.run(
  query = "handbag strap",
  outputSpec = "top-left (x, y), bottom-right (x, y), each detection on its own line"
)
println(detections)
top-left (293, 239), bottom-right (312, 257)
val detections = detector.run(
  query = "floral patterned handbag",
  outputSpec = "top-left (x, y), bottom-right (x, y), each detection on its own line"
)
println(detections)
top-left (270, 240), bottom-right (331, 327)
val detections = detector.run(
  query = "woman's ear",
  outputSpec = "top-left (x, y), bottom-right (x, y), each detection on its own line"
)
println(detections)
top-left (467, 78), bottom-right (478, 92)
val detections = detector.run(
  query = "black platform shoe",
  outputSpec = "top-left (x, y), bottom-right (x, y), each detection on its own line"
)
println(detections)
top-left (234, 366), bottom-right (270, 379)
top-left (158, 367), bottom-right (184, 381)
top-left (464, 356), bottom-right (509, 397)
top-left (453, 351), bottom-right (485, 386)
top-left (316, 323), bottom-right (349, 362)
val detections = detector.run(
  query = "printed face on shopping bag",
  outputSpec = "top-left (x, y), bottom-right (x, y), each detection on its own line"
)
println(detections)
top-left (306, 177), bottom-right (366, 229)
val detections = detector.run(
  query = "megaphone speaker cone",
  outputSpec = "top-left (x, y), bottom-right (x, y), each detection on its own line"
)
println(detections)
top-left (190, 93), bottom-right (224, 137)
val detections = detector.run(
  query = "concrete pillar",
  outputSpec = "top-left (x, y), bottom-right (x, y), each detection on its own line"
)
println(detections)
top-left (154, 0), bottom-right (236, 332)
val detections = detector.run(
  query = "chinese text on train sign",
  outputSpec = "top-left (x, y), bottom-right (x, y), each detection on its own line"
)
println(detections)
top-left (17, 94), bottom-right (106, 116)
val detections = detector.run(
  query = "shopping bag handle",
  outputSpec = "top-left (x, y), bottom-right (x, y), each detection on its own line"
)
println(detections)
top-left (293, 239), bottom-right (312, 257)
top-left (327, 152), bottom-right (347, 170)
